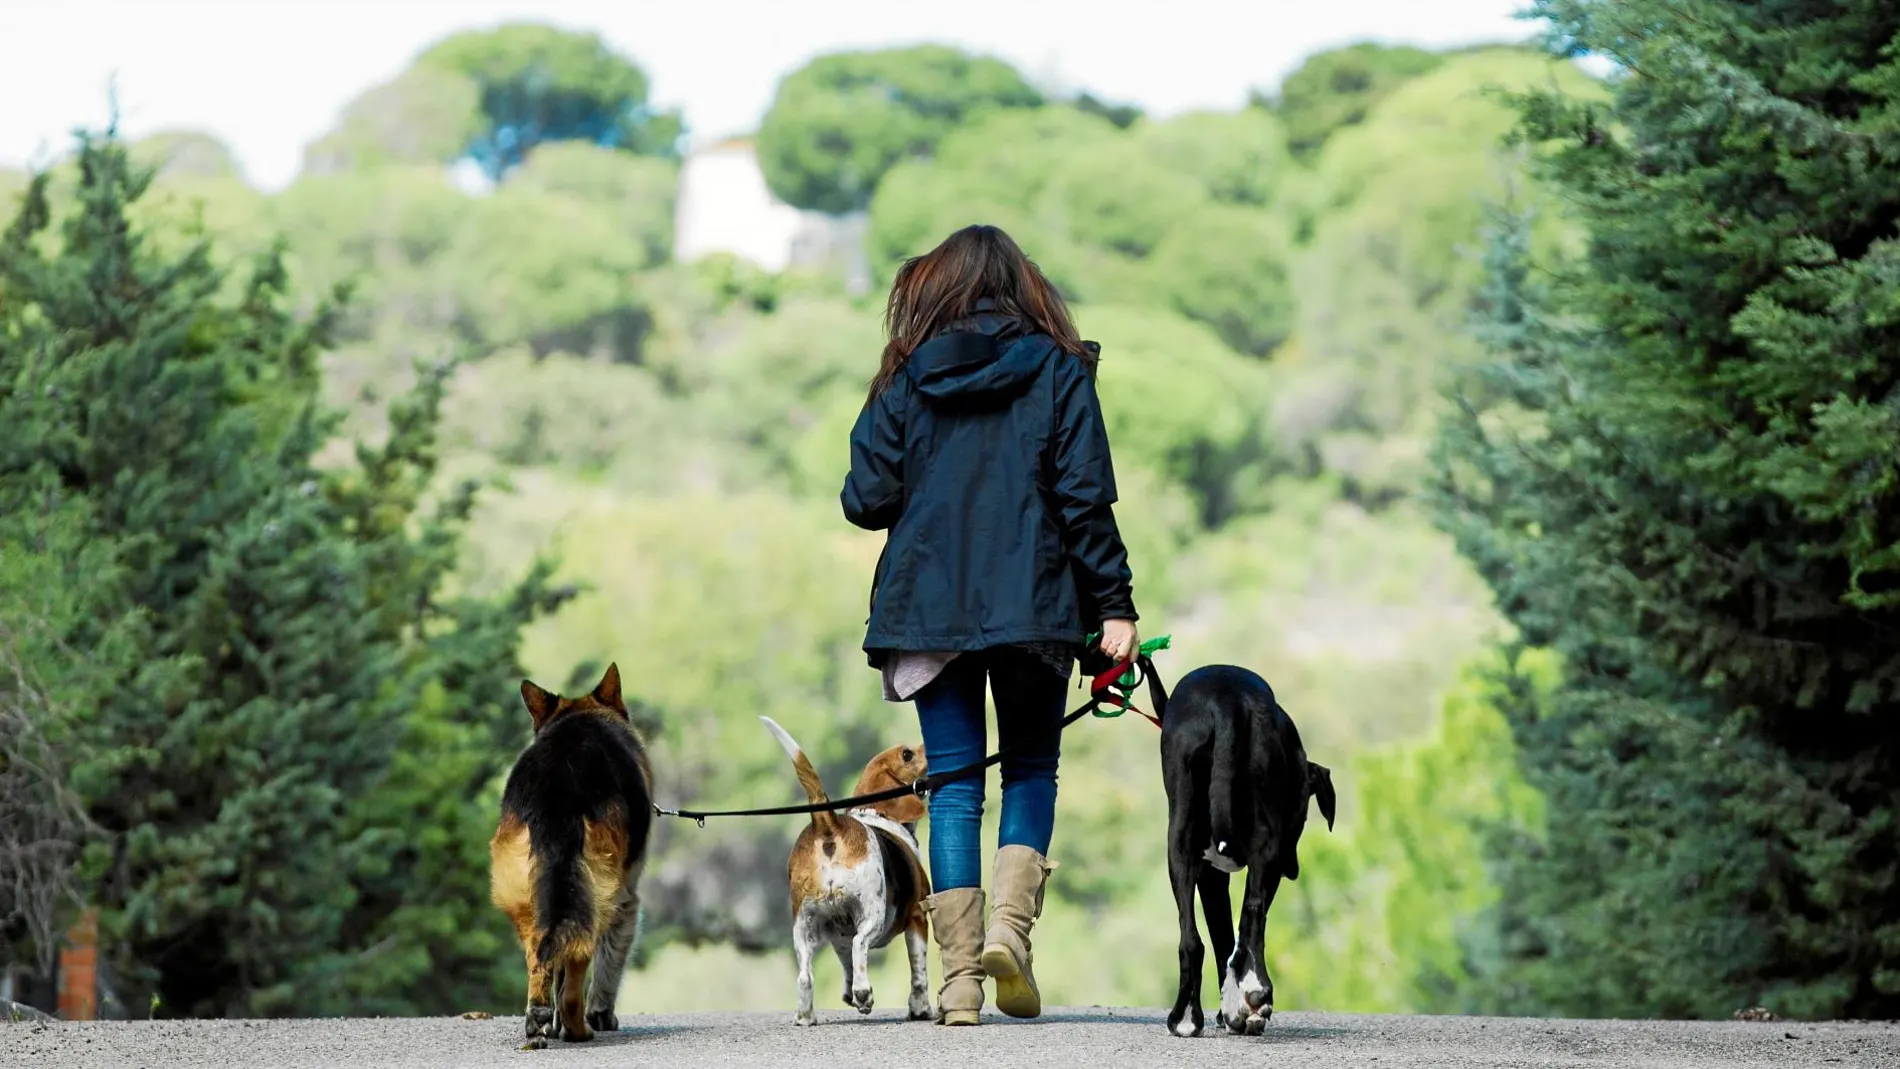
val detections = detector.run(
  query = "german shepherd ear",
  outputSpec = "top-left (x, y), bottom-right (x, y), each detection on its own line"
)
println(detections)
top-left (1308, 762), bottom-right (1337, 832)
top-left (521, 679), bottom-right (560, 731)
top-left (592, 662), bottom-right (625, 712)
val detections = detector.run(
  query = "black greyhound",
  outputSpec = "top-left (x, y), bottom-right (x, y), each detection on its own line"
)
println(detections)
top-left (1158, 664), bottom-right (1335, 1037)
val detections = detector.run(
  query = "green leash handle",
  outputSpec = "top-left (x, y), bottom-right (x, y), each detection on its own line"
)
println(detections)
top-left (1080, 632), bottom-right (1172, 717)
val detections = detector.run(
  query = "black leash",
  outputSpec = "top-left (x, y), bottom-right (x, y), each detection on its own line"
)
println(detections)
top-left (652, 654), bottom-right (1164, 827)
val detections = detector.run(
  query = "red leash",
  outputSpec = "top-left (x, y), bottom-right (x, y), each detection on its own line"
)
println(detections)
top-left (1088, 657), bottom-right (1163, 730)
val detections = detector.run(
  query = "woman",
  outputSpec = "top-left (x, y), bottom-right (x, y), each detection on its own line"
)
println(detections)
top-left (842, 224), bottom-right (1139, 1026)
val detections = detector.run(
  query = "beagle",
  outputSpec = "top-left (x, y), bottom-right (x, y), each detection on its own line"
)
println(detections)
top-left (760, 717), bottom-right (930, 1026)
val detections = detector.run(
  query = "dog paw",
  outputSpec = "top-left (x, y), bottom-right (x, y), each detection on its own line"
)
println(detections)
top-left (585, 1009), bottom-right (618, 1034)
top-left (908, 995), bottom-right (933, 1022)
top-left (853, 989), bottom-right (875, 1015)
top-left (1167, 1005), bottom-right (1203, 1038)
top-left (1224, 1009), bottom-right (1250, 1035)
top-left (795, 1012), bottom-right (817, 1027)
top-left (1244, 1012), bottom-right (1267, 1037)
top-left (525, 1005), bottom-right (556, 1047)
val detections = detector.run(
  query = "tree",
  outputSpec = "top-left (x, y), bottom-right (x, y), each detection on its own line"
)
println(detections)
top-left (756, 45), bottom-right (1043, 214)
top-left (417, 23), bottom-right (683, 181)
top-left (1267, 42), bottom-right (1445, 161)
top-left (0, 128), bottom-right (561, 1016)
top-left (1135, 109), bottom-right (1291, 208)
top-left (864, 106), bottom-right (1120, 280)
top-left (506, 142), bottom-right (679, 268)
top-left (1073, 92), bottom-right (1143, 130)
top-left (1150, 205), bottom-right (1296, 358)
top-left (300, 66), bottom-right (484, 176)
top-left (1433, 0), bottom-right (1900, 1019)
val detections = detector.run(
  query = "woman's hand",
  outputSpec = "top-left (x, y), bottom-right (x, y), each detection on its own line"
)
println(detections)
top-left (1098, 618), bottom-right (1139, 663)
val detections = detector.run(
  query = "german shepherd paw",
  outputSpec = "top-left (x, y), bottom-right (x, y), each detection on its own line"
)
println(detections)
top-left (585, 1010), bottom-right (618, 1034)
top-left (524, 1005), bottom-right (556, 1049)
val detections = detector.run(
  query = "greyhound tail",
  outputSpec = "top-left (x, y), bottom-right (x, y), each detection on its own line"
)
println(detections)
top-left (1206, 709), bottom-right (1243, 873)
top-left (760, 717), bottom-right (839, 839)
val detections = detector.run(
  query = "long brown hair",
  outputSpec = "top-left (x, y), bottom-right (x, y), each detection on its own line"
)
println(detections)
top-left (870, 225), bottom-right (1093, 399)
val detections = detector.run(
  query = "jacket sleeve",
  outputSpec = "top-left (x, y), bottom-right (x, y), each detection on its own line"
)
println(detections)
top-left (1051, 358), bottom-right (1138, 623)
top-left (841, 382), bottom-right (907, 531)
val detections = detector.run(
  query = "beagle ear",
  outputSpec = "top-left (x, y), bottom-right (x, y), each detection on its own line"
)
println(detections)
top-left (883, 792), bottom-right (928, 827)
top-left (521, 679), bottom-right (560, 731)
top-left (592, 661), bottom-right (625, 712)
top-left (1308, 762), bottom-right (1337, 832)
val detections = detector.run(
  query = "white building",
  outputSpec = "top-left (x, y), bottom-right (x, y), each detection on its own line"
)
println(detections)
top-left (673, 137), bottom-right (870, 293)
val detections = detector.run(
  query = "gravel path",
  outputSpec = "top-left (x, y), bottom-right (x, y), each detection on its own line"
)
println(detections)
top-left (5, 1007), bottom-right (1896, 1069)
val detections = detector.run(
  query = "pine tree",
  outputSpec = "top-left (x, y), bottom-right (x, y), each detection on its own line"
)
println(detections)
top-left (1434, 1), bottom-right (1900, 1018)
top-left (0, 129), bottom-right (563, 1016)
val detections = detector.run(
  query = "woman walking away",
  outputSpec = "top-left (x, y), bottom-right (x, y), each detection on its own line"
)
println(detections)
top-left (842, 224), bottom-right (1140, 1026)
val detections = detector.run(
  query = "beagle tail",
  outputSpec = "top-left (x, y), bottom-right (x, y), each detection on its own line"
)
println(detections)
top-left (760, 717), bottom-right (840, 838)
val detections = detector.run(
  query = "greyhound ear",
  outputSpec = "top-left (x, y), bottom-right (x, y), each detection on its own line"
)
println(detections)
top-left (1308, 762), bottom-right (1337, 832)
top-left (521, 679), bottom-right (560, 731)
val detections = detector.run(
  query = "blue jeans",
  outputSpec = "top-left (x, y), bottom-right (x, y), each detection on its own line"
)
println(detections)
top-left (912, 648), bottom-right (1069, 890)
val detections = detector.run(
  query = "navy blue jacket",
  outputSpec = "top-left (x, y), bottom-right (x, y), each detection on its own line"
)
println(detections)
top-left (842, 310), bottom-right (1138, 665)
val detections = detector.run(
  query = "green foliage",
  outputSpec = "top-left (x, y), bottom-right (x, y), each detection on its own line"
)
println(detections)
top-left (1150, 205), bottom-right (1296, 357)
top-left (130, 131), bottom-right (244, 181)
top-left (1079, 305), bottom-right (1283, 525)
top-left (444, 183), bottom-right (656, 359)
top-left (1044, 139), bottom-right (1210, 261)
top-left (0, 131), bottom-right (557, 1016)
top-left (865, 104), bottom-right (1302, 319)
top-left (301, 66), bottom-right (484, 176)
top-left (1134, 108), bottom-right (1291, 208)
top-left (418, 23), bottom-right (683, 179)
top-left (1273, 648), bottom-right (1551, 1012)
top-left (1286, 48), bottom-right (1598, 504)
top-left (865, 105), bottom-right (1121, 279)
top-left (1434, 0), bottom-right (1900, 1019)
top-left (756, 45), bottom-right (1043, 213)
top-left (506, 142), bottom-right (678, 265)
top-left (268, 149), bottom-right (676, 362)
top-left (1073, 91), bottom-right (1143, 130)
top-left (1271, 42), bottom-right (1446, 160)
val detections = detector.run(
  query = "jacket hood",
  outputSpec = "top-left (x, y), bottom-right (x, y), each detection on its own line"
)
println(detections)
top-left (906, 303), bottom-right (1053, 406)
top-left (907, 333), bottom-right (1055, 405)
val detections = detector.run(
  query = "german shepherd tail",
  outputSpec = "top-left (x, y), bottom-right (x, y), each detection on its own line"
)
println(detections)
top-left (532, 818), bottom-right (596, 968)
top-left (761, 717), bottom-right (840, 841)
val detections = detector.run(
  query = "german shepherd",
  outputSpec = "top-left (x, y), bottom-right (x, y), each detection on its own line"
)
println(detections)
top-left (489, 663), bottom-right (653, 1047)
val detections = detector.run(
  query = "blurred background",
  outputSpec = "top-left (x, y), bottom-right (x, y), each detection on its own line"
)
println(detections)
top-left (3, 0), bottom-right (1894, 1028)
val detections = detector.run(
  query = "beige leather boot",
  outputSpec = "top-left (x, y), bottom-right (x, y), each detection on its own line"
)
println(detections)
top-left (924, 888), bottom-right (986, 1025)
top-left (980, 845), bottom-right (1056, 1019)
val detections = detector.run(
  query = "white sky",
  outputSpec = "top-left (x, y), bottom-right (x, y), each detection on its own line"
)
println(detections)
top-left (0, 0), bottom-right (1538, 191)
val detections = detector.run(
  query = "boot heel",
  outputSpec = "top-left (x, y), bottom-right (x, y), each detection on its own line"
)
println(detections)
top-left (981, 943), bottom-right (1038, 1018)
top-left (982, 845), bottom-right (1053, 1020)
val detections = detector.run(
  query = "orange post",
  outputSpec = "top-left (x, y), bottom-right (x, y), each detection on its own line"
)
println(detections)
top-left (56, 908), bottom-right (98, 1021)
